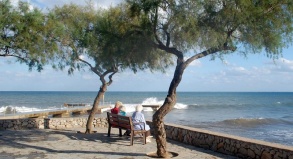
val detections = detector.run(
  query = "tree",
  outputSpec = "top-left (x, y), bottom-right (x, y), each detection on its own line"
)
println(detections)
top-left (0, 0), bottom-right (58, 71)
top-left (127, 0), bottom-right (293, 157)
top-left (50, 3), bottom-right (173, 133)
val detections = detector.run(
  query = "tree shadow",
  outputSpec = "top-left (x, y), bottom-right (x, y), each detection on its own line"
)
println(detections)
top-left (0, 129), bottom-right (238, 159)
top-left (0, 129), bottom-right (146, 157)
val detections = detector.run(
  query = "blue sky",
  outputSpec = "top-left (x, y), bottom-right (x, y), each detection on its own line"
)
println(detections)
top-left (1, 0), bottom-right (293, 92)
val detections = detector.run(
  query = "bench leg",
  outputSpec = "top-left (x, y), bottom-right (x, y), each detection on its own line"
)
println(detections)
top-left (107, 126), bottom-right (111, 137)
top-left (119, 128), bottom-right (122, 137)
top-left (143, 132), bottom-right (146, 145)
top-left (130, 131), bottom-right (134, 146)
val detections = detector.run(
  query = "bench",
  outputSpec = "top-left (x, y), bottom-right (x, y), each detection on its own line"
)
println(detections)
top-left (107, 112), bottom-right (147, 145)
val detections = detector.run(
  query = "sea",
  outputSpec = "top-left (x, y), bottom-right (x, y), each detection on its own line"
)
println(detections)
top-left (0, 91), bottom-right (293, 146)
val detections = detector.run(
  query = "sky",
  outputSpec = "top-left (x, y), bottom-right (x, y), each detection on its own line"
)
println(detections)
top-left (1, 0), bottom-right (293, 92)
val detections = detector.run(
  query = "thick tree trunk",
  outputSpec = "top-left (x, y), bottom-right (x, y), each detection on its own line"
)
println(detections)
top-left (85, 84), bottom-right (107, 134)
top-left (153, 94), bottom-right (176, 157)
top-left (153, 63), bottom-right (185, 158)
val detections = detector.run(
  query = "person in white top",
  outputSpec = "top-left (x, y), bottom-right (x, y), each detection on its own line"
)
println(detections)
top-left (131, 105), bottom-right (152, 143)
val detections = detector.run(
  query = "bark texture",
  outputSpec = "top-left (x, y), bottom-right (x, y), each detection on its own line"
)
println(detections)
top-left (153, 62), bottom-right (185, 157)
top-left (85, 84), bottom-right (107, 134)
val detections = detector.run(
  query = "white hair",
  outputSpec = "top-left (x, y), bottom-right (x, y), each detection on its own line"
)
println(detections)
top-left (136, 105), bottom-right (143, 112)
top-left (115, 101), bottom-right (122, 107)
top-left (120, 106), bottom-right (126, 112)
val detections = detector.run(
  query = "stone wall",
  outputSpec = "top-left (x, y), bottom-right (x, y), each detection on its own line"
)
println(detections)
top-left (0, 118), bottom-right (45, 130)
top-left (1, 117), bottom-right (292, 159)
top-left (47, 117), bottom-right (108, 129)
top-left (0, 117), bottom-right (108, 130)
top-left (153, 123), bottom-right (293, 159)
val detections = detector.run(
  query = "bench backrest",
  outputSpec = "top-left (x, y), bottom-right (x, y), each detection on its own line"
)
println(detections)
top-left (107, 112), bottom-right (133, 130)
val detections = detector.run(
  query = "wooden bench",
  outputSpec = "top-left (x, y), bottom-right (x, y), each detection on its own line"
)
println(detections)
top-left (107, 112), bottom-right (147, 145)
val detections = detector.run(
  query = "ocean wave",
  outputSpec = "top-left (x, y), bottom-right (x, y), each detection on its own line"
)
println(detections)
top-left (1, 97), bottom-right (189, 114)
top-left (0, 105), bottom-right (60, 114)
top-left (174, 103), bottom-right (188, 109)
top-left (274, 101), bottom-right (293, 106)
top-left (268, 129), bottom-right (293, 139)
top-left (219, 118), bottom-right (293, 127)
top-left (282, 115), bottom-right (293, 120)
top-left (141, 97), bottom-right (188, 110)
top-left (111, 97), bottom-right (188, 113)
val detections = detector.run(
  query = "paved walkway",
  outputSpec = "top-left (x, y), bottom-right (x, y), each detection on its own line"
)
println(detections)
top-left (0, 127), bottom-right (239, 159)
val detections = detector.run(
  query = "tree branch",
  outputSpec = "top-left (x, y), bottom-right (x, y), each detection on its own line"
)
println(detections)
top-left (156, 42), bottom-right (183, 59)
top-left (0, 52), bottom-right (28, 63)
top-left (100, 66), bottom-right (118, 85)
top-left (263, 1), bottom-right (287, 14)
top-left (185, 45), bottom-right (236, 67)
top-left (78, 58), bottom-right (102, 77)
top-left (107, 68), bottom-right (118, 86)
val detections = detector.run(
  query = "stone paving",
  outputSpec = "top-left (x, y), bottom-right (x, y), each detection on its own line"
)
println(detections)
top-left (0, 127), bottom-right (239, 159)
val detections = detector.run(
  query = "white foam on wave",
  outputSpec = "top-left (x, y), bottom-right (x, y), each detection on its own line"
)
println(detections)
top-left (269, 129), bottom-right (293, 138)
top-left (0, 105), bottom-right (60, 113)
top-left (141, 97), bottom-right (163, 111)
top-left (114, 97), bottom-right (188, 113)
top-left (175, 103), bottom-right (188, 109)
top-left (220, 117), bottom-right (288, 127)
top-left (1, 97), bottom-right (188, 114)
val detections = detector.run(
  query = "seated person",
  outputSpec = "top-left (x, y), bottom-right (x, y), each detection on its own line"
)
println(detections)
top-left (119, 106), bottom-right (126, 116)
top-left (111, 101), bottom-right (122, 114)
top-left (131, 105), bottom-right (152, 143)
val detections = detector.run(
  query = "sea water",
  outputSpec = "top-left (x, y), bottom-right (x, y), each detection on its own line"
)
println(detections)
top-left (0, 91), bottom-right (292, 146)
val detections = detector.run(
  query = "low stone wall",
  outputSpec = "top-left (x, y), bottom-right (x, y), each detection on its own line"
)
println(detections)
top-left (160, 123), bottom-right (293, 159)
top-left (0, 118), bottom-right (44, 130)
top-left (1, 117), bottom-right (292, 159)
top-left (0, 117), bottom-right (108, 130)
top-left (47, 117), bottom-right (108, 129)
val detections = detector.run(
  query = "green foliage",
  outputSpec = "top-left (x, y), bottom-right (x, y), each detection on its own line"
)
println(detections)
top-left (0, 0), bottom-right (58, 71)
top-left (127, 0), bottom-right (293, 60)
top-left (94, 4), bottom-right (173, 73)
top-left (50, 3), bottom-right (173, 75)
top-left (48, 3), bottom-right (98, 74)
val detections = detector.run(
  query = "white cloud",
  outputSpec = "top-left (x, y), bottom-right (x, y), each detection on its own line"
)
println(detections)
top-left (217, 58), bottom-right (293, 79)
top-left (11, 0), bottom-right (34, 10)
top-left (221, 66), bottom-right (251, 77)
top-left (15, 72), bottom-right (34, 77)
top-left (196, 58), bottom-right (293, 91)
top-left (189, 60), bottom-right (202, 67)
top-left (222, 60), bottom-right (229, 65)
top-left (184, 57), bottom-right (202, 67)
top-left (82, 74), bottom-right (94, 80)
top-left (10, 0), bottom-right (20, 6)
top-left (98, 0), bottom-right (123, 8)
top-left (268, 58), bottom-right (293, 73)
top-left (79, 55), bottom-right (85, 60)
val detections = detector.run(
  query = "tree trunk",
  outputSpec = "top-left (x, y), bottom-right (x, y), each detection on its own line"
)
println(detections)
top-left (153, 63), bottom-right (185, 158)
top-left (153, 95), bottom-right (176, 157)
top-left (85, 84), bottom-right (107, 134)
